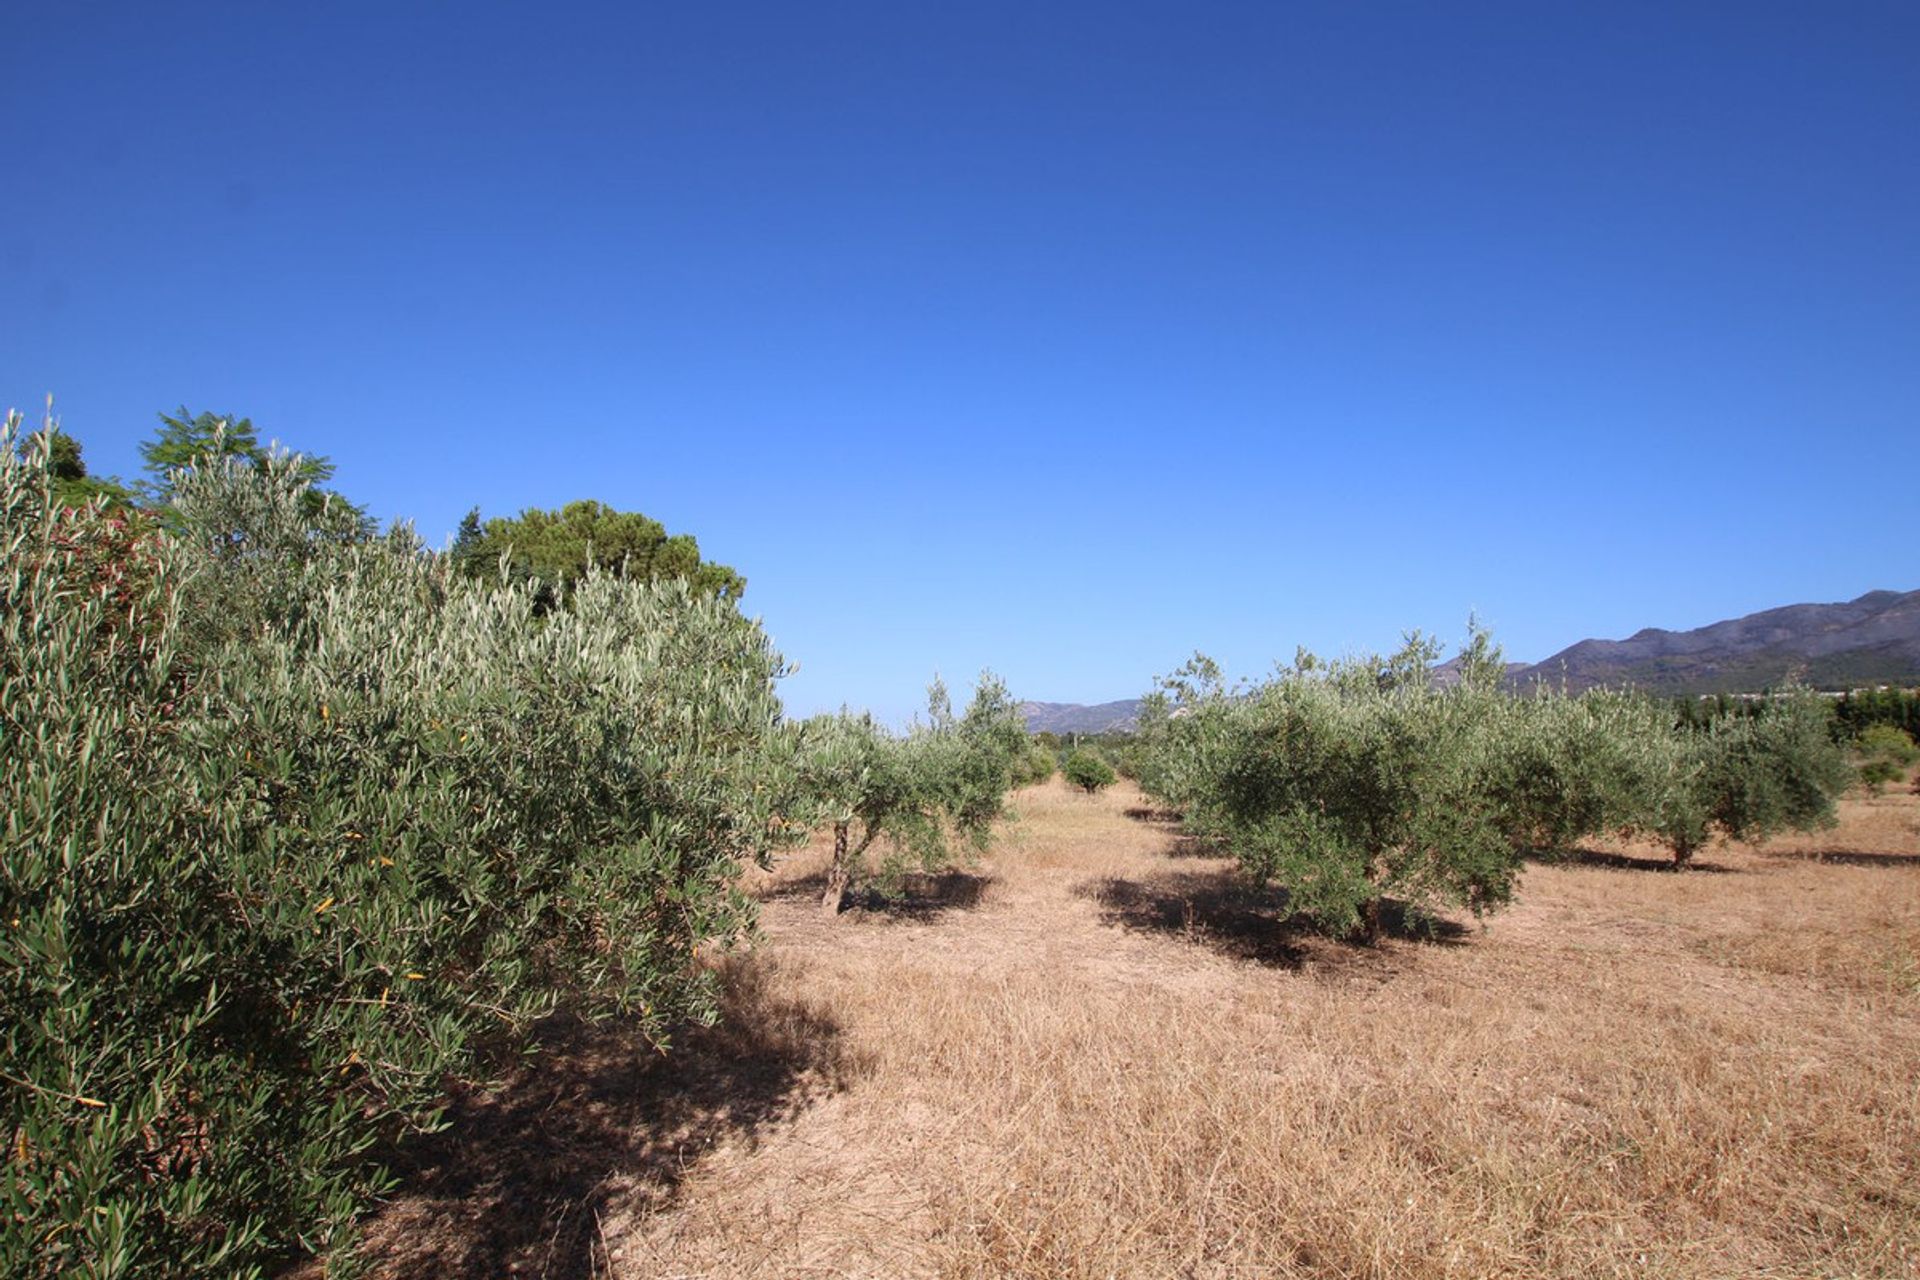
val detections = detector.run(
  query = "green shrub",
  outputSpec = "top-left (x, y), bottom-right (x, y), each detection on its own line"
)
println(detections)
top-left (1859, 758), bottom-right (1906, 790)
top-left (1855, 723), bottom-right (1919, 792)
top-left (1858, 723), bottom-right (1920, 764)
top-left (1063, 749), bottom-right (1116, 794)
top-left (1, 429), bottom-right (798, 1276)
top-left (1139, 625), bottom-right (1860, 922)
top-left (1854, 725), bottom-right (1917, 792)
top-left (1010, 740), bottom-right (1057, 786)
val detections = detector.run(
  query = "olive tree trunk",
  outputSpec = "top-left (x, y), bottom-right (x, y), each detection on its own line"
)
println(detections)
top-left (1359, 852), bottom-right (1390, 945)
top-left (822, 821), bottom-right (851, 915)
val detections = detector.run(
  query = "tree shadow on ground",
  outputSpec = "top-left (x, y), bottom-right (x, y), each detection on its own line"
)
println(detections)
top-left (1162, 833), bottom-right (1227, 860)
top-left (1532, 847), bottom-right (1737, 875)
top-left (349, 956), bottom-right (850, 1280)
top-left (1758, 848), bottom-right (1920, 869)
top-left (1120, 807), bottom-right (1225, 859)
top-left (766, 869), bottom-right (994, 922)
top-left (1081, 869), bottom-right (1467, 970)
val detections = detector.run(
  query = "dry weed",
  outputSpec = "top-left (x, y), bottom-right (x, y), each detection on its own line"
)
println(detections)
top-left (360, 778), bottom-right (1920, 1279)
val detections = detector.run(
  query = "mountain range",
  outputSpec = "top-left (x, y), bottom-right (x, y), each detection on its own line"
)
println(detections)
top-left (1018, 699), bottom-right (1145, 736)
top-left (1503, 588), bottom-right (1920, 695)
top-left (1020, 588), bottom-right (1920, 733)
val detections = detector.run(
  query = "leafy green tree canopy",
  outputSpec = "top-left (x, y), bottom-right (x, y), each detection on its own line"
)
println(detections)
top-left (11, 398), bottom-right (135, 510)
top-left (455, 499), bottom-right (745, 604)
top-left (1063, 748), bottom-right (1116, 794)
top-left (1850, 723), bottom-right (1916, 793)
top-left (1138, 630), bottom-right (1520, 942)
top-left (0, 423), bottom-right (797, 1273)
top-left (1628, 684), bottom-right (1850, 866)
top-left (1010, 738), bottom-right (1058, 786)
top-left (139, 407), bottom-right (368, 534)
top-left (27, 429), bottom-right (136, 510)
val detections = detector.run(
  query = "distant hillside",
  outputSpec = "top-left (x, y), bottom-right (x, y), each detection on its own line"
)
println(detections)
top-left (1509, 588), bottom-right (1920, 694)
top-left (1019, 699), bottom-right (1143, 735)
top-left (1428, 658), bottom-right (1530, 689)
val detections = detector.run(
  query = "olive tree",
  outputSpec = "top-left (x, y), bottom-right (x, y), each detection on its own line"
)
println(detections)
top-left (1479, 687), bottom-right (1674, 857)
top-left (1132, 651), bottom-right (1236, 820)
top-left (1144, 634), bottom-right (1518, 943)
top-left (1625, 686), bottom-right (1850, 868)
top-left (1855, 723), bottom-right (1919, 792)
top-left (801, 674), bottom-right (1025, 915)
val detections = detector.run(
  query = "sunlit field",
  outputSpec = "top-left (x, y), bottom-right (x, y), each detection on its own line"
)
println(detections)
top-left (15, 8), bottom-right (1920, 1275)
top-left (355, 776), bottom-right (1920, 1280)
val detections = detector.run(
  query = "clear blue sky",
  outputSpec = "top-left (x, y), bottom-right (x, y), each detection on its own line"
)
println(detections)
top-left (5, 2), bottom-right (1916, 723)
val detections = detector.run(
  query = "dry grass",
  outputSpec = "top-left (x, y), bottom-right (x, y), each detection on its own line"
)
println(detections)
top-left (356, 778), bottom-right (1920, 1279)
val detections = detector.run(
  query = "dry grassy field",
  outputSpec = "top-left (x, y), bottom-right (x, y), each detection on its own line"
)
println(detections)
top-left (356, 777), bottom-right (1920, 1279)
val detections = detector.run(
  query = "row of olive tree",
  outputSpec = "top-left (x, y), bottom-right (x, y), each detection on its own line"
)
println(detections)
top-left (1134, 629), bottom-right (1852, 942)
top-left (1, 423), bottom-right (811, 1278)
top-left (3, 413), bottom-right (1035, 1275)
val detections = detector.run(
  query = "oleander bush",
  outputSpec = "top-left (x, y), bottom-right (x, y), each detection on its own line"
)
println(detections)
top-left (1, 427), bottom-right (799, 1277)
